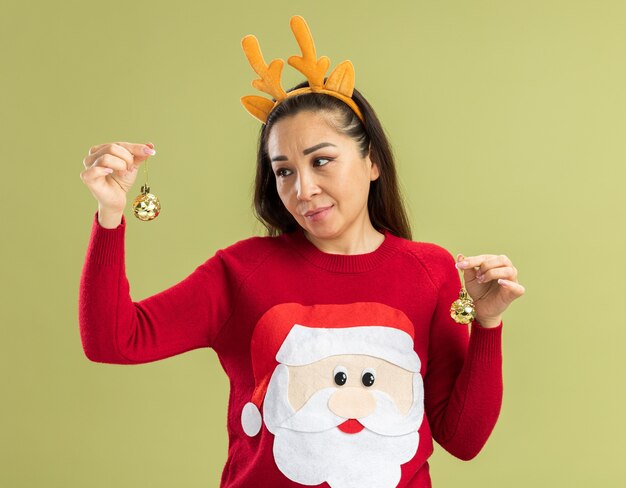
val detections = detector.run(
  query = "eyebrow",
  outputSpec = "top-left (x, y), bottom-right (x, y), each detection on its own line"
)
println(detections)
top-left (270, 142), bottom-right (337, 162)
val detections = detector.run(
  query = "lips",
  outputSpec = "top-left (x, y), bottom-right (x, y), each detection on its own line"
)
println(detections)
top-left (337, 418), bottom-right (365, 434)
top-left (304, 205), bottom-right (333, 217)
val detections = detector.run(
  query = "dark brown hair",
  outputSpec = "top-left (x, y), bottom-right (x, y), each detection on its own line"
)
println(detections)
top-left (253, 79), bottom-right (412, 240)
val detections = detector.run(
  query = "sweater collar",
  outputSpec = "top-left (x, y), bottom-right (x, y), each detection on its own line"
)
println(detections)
top-left (281, 227), bottom-right (403, 273)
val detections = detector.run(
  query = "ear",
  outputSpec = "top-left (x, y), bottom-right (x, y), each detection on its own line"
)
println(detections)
top-left (366, 146), bottom-right (380, 181)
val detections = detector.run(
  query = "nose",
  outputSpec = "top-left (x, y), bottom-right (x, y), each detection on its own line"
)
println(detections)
top-left (295, 170), bottom-right (320, 201)
top-left (328, 387), bottom-right (376, 418)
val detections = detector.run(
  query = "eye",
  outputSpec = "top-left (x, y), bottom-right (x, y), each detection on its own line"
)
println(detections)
top-left (361, 368), bottom-right (376, 387)
top-left (333, 365), bottom-right (348, 386)
top-left (275, 167), bottom-right (292, 178)
top-left (313, 157), bottom-right (333, 167)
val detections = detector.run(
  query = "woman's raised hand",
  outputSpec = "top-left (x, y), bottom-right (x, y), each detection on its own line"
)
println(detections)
top-left (80, 142), bottom-right (156, 213)
top-left (455, 253), bottom-right (525, 328)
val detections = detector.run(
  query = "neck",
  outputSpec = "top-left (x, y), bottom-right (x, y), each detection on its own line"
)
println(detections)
top-left (303, 219), bottom-right (385, 255)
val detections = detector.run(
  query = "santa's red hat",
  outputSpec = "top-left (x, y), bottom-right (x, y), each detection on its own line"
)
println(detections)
top-left (241, 302), bottom-right (420, 437)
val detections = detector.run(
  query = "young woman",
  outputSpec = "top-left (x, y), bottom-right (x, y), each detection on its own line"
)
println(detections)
top-left (79, 16), bottom-right (524, 488)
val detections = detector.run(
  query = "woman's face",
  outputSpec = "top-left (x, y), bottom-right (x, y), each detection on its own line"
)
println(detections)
top-left (266, 110), bottom-right (379, 243)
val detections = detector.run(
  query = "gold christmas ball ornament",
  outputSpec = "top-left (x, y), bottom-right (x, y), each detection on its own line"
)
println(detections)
top-left (132, 184), bottom-right (161, 221)
top-left (107, 154), bottom-right (161, 221)
top-left (450, 260), bottom-right (477, 324)
top-left (450, 288), bottom-right (476, 324)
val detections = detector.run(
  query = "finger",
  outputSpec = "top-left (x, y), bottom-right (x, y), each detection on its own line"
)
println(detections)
top-left (113, 141), bottom-right (156, 163)
top-left (477, 257), bottom-right (517, 282)
top-left (455, 254), bottom-right (489, 278)
top-left (457, 254), bottom-right (513, 279)
top-left (88, 143), bottom-right (106, 155)
top-left (89, 141), bottom-right (154, 155)
top-left (85, 143), bottom-right (131, 169)
top-left (479, 254), bottom-right (513, 271)
top-left (455, 254), bottom-right (492, 270)
top-left (476, 266), bottom-right (516, 284)
top-left (497, 279), bottom-right (526, 298)
top-left (90, 153), bottom-right (129, 173)
top-left (88, 142), bottom-right (128, 155)
top-left (79, 164), bottom-right (115, 184)
top-left (455, 253), bottom-right (481, 283)
top-left (84, 142), bottom-right (155, 170)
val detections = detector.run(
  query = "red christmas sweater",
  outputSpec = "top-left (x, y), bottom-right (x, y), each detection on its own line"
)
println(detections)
top-left (79, 210), bottom-right (503, 488)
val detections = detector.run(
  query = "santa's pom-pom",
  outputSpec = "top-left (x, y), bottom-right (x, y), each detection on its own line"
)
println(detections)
top-left (241, 402), bottom-right (262, 437)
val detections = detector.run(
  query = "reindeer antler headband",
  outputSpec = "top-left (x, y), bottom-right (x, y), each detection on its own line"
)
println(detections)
top-left (240, 15), bottom-right (365, 125)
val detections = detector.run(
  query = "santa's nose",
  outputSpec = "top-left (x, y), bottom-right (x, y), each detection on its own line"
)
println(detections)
top-left (328, 387), bottom-right (376, 418)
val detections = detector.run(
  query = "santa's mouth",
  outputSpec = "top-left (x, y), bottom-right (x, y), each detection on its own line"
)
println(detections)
top-left (337, 419), bottom-right (365, 434)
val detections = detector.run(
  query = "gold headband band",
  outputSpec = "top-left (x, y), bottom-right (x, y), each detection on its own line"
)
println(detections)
top-left (240, 15), bottom-right (365, 125)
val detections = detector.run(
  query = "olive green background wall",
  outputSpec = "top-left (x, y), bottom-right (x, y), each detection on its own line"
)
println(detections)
top-left (2, 0), bottom-right (624, 486)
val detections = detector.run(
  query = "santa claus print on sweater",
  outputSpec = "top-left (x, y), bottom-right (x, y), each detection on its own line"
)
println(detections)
top-left (240, 302), bottom-right (424, 488)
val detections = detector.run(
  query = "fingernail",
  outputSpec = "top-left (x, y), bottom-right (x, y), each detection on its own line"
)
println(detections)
top-left (104, 168), bottom-right (113, 174)
top-left (144, 147), bottom-right (156, 155)
top-left (146, 142), bottom-right (154, 148)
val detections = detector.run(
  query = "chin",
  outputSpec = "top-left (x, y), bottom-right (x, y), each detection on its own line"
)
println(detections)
top-left (303, 225), bottom-right (343, 241)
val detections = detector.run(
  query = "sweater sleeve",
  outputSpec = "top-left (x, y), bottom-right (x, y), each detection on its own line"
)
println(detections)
top-left (422, 245), bottom-right (503, 461)
top-left (78, 210), bottom-right (237, 364)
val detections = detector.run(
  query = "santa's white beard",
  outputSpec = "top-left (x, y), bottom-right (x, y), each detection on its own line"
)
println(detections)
top-left (263, 364), bottom-right (424, 488)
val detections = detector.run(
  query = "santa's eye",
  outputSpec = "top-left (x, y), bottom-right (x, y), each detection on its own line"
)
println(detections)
top-left (333, 366), bottom-right (348, 386)
top-left (362, 368), bottom-right (376, 387)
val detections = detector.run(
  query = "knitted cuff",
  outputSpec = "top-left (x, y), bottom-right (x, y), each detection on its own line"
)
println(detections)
top-left (468, 320), bottom-right (503, 364)
top-left (87, 210), bottom-right (126, 265)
